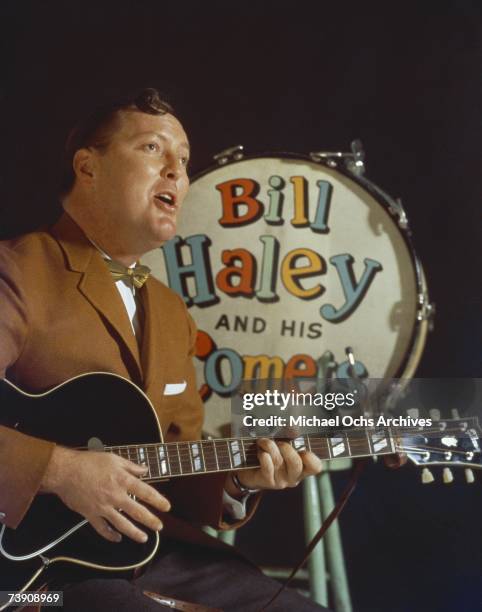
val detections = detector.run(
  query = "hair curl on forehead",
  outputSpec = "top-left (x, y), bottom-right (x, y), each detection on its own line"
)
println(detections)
top-left (60, 88), bottom-right (174, 196)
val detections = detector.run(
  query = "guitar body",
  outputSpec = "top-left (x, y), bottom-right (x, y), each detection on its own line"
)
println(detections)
top-left (0, 373), bottom-right (163, 600)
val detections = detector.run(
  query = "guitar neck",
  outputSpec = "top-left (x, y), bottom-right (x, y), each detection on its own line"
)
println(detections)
top-left (107, 428), bottom-right (397, 481)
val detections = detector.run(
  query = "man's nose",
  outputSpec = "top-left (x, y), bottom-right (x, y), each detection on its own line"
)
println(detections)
top-left (161, 157), bottom-right (181, 180)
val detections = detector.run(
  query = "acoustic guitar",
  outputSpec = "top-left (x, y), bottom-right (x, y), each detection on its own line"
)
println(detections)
top-left (0, 372), bottom-right (480, 609)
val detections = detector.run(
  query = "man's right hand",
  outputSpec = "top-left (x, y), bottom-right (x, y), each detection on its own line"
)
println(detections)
top-left (40, 446), bottom-right (170, 543)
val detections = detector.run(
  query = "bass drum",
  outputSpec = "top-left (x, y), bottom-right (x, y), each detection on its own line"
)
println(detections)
top-left (144, 154), bottom-right (430, 436)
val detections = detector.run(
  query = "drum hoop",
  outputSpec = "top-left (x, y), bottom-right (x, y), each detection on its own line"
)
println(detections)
top-left (187, 151), bottom-right (429, 379)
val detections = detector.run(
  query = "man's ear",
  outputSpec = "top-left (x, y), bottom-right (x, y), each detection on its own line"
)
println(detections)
top-left (73, 148), bottom-right (96, 184)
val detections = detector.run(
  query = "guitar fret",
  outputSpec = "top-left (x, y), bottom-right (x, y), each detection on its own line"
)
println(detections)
top-left (240, 439), bottom-right (247, 466)
top-left (214, 440), bottom-right (232, 470)
top-left (150, 445), bottom-right (161, 479)
top-left (308, 436), bottom-right (331, 461)
top-left (178, 442), bottom-right (192, 474)
top-left (199, 442), bottom-right (206, 470)
top-left (111, 446), bottom-right (120, 460)
top-left (346, 430), bottom-right (371, 457)
top-left (144, 447), bottom-right (156, 479)
top-left (243, 439), bottom-right (259, 467)
top-left (387, 427), bottom-right (396, 454)
top-left (129, 447), bottom-right (136, 464)
top-left (226, 440), bottom-right (233, 469)
top-left (166, 442), bottom-right (181, 476)
top-left (201, 440), bottom-right (218, 472)
top-left (344, 432), bottom-right (351, 456)
top-left (186, 443), bottom-right (195, 473)
top-left (212, 440), bottom-right (220, 470)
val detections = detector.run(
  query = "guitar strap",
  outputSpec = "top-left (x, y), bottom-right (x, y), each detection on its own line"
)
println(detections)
top-left (259, 459), bottom-right (367, 611)
top-left (143, 590), bottom-right (222, 611)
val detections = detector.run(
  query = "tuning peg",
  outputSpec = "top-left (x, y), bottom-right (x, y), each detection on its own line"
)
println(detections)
top-left (421, 467), bottom-right (435, 484)
top-left (443, 468), bottom-right (454, 484)
top-left (407, 408), bottom-right (419, 419)
top-left (430, 409), bottom-right (441, 421)
top-left (465, 468), bottom-right (475, 484)
top-left (451, 408), bottom-right (460, 419)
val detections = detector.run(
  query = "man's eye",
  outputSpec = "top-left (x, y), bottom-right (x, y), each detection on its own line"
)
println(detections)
top-left (143, 143), bottom-right (160, 153)
top-left (181, 156), bottom-right (189, 166)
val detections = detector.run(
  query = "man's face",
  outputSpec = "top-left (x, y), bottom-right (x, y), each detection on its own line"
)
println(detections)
top-left (88, 110), bottom-right (190, 255)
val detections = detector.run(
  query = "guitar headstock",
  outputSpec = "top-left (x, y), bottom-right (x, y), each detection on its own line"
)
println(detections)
top-left (398, 415), bottom-right (482, 484)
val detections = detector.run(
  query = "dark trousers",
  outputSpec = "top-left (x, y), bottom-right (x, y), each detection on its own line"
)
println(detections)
top-left (61, 539), bottom-right (328, 611)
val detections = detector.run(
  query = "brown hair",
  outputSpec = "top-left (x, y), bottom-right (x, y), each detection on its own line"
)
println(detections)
top-left (61, 88), bottom-right (174, 196)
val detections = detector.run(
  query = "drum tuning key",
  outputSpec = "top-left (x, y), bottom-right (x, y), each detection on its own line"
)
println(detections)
top-left (309, 139), bottom-right (366, 176)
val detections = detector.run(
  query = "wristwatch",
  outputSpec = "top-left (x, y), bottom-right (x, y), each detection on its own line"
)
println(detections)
top-left (231, 472), bottom-right (260, 494)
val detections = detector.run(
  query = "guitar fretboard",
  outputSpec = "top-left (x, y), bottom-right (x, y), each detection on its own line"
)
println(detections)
top-left (107, 428), bottom-right (396, 481)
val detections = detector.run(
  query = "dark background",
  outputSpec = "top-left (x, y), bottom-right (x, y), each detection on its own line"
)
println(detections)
top-left (1, 1), bottom-right (481, 610)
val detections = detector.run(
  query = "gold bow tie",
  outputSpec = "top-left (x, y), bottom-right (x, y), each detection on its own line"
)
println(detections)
top-left (106, 260), bottom-right (151, 289)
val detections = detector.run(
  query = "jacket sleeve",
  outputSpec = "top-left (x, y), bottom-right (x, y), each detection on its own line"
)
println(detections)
top-left (161, 297), bottom-right (261, 531)
top-left (0, 245), bottom-right (55, 528)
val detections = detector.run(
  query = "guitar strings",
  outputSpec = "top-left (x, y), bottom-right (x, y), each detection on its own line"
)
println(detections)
top-left (104, 436), bottom-right (480, 479)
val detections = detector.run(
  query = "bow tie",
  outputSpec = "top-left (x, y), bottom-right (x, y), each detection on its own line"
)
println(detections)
top-left (106, 260), bottom-right (151, 289)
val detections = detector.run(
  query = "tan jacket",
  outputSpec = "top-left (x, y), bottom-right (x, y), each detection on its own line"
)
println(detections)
top-left (0, 213), bottom-right (256, 538)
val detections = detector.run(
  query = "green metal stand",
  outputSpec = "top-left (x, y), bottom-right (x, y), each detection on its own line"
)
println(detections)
top-left (302, 475), bottom-right (328, 606)
top-left (318, 469), bottom-right (352, 612)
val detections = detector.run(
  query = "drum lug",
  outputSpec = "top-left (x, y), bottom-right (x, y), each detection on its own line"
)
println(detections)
top-left (417, 295), bottom-right (436, 329)
top-left (213, 145), bottom-right (244, 165)
top-left (388, 197), bottom-right (409, 230)
top-left (310, 150), bottom-right (352, 169)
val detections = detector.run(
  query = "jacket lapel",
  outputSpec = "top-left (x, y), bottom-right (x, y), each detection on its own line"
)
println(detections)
top-left (51, 214), bottom-right (142, 380)
top-left (139, 278), bottom-right (167, 403)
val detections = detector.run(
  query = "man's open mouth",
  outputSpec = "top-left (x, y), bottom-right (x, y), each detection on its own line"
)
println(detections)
top-left (155, 193), bottom-right (176, 207)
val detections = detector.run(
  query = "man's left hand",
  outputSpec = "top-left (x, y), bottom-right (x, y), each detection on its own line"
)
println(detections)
top-left (225, 438), bottom-right (322, 497)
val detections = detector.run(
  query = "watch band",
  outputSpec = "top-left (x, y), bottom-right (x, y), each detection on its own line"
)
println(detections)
top-left (231, 472), bottom-right (259, 494)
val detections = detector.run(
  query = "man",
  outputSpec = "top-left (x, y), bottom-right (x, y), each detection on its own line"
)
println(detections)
top-left (0, 88), bottom-right (325, 610)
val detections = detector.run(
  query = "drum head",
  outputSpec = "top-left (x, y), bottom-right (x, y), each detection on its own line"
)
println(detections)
top-left (144, 156), bottom-right (425, 434)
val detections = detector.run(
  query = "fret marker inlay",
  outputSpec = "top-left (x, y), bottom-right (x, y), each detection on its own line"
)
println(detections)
top-left (190, 443), bottom-right (204, 472)
top-left (158, 445), bottom-right (169, 475)
top-left (371, 430), bottom-right (388, 453)
top-left (293, 437), bottom-right (307, 451)
top-left (229, 440), bottom-right (243, 467)
top-left (331, 436), bottom-right (345, 457)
